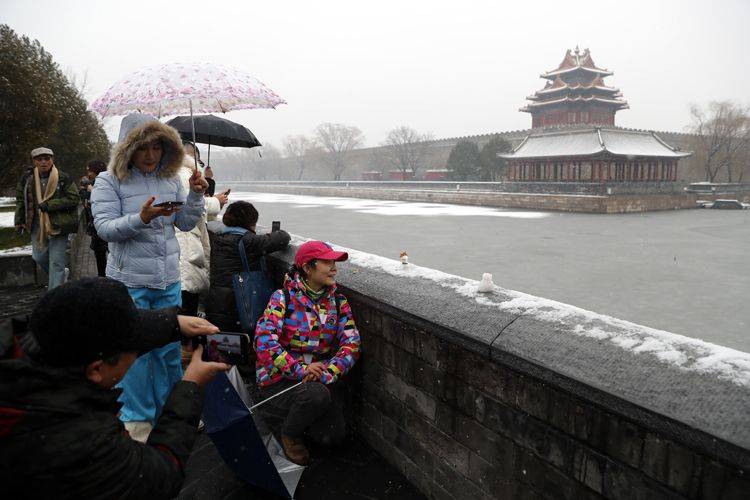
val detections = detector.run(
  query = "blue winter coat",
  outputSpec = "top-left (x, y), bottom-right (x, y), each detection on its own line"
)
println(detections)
top-left (91, 118), bottom-right (204, 289)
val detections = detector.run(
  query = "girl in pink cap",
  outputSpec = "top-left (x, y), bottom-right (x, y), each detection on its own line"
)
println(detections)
top-left (254, 240), bottom-right (361, 465)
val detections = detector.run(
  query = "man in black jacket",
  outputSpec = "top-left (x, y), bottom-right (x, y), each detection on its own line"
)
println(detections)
top-left (0, 277), bottom-right (229, 499)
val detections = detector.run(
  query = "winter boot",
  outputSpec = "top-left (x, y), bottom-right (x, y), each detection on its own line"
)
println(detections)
top-left (281, 435), bottom-right (310, 465)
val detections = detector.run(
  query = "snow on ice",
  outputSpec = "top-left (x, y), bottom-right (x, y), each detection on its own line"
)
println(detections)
top-left (232, 191), bottom-right (549, 219)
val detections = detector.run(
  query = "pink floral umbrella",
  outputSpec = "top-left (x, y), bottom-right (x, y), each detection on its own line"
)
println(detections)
top-left (90, 62), bottom-right (286, 118)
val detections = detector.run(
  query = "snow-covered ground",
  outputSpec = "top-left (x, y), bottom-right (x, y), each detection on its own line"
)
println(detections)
top-left (0, 245), bottom-right (31, 255)
top-left (0, 211), bottom-right (16, 228)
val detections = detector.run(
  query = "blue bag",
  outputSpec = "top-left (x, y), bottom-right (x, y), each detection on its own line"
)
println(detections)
top-left (232, 238), bottom-right (275, 333)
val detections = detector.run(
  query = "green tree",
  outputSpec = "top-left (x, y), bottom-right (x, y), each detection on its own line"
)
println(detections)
top-left (447, 140), bottom-right (481, 181)
top-left (479, 135), bottom-right (512, 181)
top-left (0, 24), bottom-right (110, 191)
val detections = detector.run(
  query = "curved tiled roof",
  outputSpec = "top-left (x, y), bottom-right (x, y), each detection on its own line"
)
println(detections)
top-left (499, 128), bottom-right (692, 160)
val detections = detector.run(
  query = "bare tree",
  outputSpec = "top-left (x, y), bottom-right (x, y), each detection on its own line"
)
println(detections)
top-left (381, 126), bottom-right (433, 179)
top-left (64, 67), bottom-right (90, 100)
top-left (282, 134), bottom-right (316, 180)
top-left (314, 123), bottom-right (364, 180)
top-left (258, 143), bottom-right (285, 180)
top-left (689, 101), bottom-right (750, 182)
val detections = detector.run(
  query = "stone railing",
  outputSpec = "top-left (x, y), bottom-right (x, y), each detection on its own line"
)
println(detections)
top-left (264, 241), bottom-right (749, 499)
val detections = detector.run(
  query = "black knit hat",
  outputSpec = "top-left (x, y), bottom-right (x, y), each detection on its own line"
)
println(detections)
top-left (29, 278), bottom-right (160, 367)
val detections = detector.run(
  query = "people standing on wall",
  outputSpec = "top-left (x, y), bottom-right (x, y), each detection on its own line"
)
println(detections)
top-left (254, 241), bottom-right (361, 465)
top-left (79, 159), bottom-right (108, 277)
top-left (14, 147), bottom-right (80, 290)
top-left (91, 114), bottom-right (207, 442)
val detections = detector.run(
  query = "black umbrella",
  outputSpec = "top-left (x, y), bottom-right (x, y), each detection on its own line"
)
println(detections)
top-left (166, 114), bottom-right (262, 166)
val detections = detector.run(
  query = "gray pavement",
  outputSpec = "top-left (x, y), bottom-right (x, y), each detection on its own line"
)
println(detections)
top-left (229, 191), bottom-right (750, 352)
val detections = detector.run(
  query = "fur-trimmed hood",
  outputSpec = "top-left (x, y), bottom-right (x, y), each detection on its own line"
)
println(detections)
top-left (108, 117), bottom-right (185, 181)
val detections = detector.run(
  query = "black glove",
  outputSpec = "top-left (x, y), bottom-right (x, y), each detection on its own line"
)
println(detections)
top-left (38, 202), bottom-right (48, 212)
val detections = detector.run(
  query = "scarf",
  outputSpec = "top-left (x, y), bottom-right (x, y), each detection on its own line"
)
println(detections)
top-left (301, 277), bottom-right (327, 302)
top-left (33, 166), bottom-right (59, 249)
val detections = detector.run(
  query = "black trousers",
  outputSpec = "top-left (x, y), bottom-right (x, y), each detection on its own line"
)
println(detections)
top-left (180, 291), bottom-right (200, 317)
top-left (256, 379), bottom-right (346, 446)
top-left (89, 235), bottom-right (108, 278)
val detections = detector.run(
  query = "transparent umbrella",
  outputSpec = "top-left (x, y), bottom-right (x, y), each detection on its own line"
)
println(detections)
top-left (89, 62), bottom-right (285, 166)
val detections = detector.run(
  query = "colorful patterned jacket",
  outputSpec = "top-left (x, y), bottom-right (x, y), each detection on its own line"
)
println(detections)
top-left (254, 272), bottom-right (361, 387)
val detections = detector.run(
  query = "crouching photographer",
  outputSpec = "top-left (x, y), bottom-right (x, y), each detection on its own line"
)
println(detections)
top-left (0, 277), bottom-right (230, 499)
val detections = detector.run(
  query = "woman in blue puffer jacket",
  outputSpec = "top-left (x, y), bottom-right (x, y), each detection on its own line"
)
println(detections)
top-left (91, 113), bottom-right (207, 440)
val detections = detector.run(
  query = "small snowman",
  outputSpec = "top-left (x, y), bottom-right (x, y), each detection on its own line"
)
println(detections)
top-left (399, 251), bottom-right (409, 265)
top-left (477, 273), bottom-right (495, 293)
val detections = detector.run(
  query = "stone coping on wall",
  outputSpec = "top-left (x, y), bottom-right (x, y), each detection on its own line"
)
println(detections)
top-left (265, 237), bottom-right (750, 469)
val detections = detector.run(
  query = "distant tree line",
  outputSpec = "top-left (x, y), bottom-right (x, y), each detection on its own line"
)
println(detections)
top-left (0, 25), bottom-right (110, 191)
top-left (213, 124), bottom-right (513, 183)
top-left (689, 101), bottom-right (750, 183)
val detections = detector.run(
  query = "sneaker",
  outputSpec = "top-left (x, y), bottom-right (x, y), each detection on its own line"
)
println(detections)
top-left (281, 435), bottom-right (310, 466)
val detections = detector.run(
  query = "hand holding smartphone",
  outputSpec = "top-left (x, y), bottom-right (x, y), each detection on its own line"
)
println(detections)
top-left (192, 332), bottom-right (251, 365)
top-left (271, 221), bottom-right (281, 232)
top-left (153, 201), bottom-right (184, 209)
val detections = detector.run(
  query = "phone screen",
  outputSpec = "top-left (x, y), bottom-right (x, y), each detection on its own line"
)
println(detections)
top-left (153, 201), bottom-right (184, 208)
top-left (196, 332), bottom-right (250, 365)
top-left (272, 221), bottom-right (281, 232)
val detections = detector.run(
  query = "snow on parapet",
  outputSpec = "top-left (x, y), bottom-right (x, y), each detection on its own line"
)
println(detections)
top-left (293, 235), bottom-right (750, 388)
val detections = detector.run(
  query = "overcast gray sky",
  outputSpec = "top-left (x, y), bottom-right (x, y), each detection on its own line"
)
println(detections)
top-left (3, 0), bottom-right (748, 149)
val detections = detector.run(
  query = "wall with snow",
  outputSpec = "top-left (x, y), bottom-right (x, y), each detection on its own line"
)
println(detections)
top-left (265, 239), bottom-right (750, 499)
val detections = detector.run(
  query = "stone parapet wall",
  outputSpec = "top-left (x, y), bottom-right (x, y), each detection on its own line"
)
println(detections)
top-left (264, 242), bottom-right (750, 500)
top-left (0, 254), bottom-right (38, 287)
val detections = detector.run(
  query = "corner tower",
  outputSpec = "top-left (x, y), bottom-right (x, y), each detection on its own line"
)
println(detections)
top-left (521, 47), bottom-right (629, 128)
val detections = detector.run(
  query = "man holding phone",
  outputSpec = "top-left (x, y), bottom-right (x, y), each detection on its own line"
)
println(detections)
top-left (0, 277), bottom-right (230, 499)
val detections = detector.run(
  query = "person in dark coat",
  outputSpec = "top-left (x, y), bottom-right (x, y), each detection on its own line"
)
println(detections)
top-left (79, 159), bottom-right (108, 277)
top-left (0, 277), bottom-right (229, 500)
top-left (205, 201), bottom-right (290, 332)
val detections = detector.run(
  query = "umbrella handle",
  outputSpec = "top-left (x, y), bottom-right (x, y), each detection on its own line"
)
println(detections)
top-left (189, 99), bottom-right (199, 171)
top-left (249, 381), bottom-right (305, 413)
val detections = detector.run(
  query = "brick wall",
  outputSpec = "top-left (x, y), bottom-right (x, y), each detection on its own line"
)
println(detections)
top-left (343, 295), bottom-right (749, 500)
top-left (263, 245), bottom-right (750, 500)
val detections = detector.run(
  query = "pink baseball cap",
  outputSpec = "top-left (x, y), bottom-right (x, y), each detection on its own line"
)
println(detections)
top-left (295, 241), bottom-right (348, 267)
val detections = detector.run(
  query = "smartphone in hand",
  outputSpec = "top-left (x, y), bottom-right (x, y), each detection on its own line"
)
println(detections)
top-left (271, 221), bottom-right (281, 232)
top-left (153, 201), bottom-right (184, 208)
top-left (193, 332), bottom-right (251, 365)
